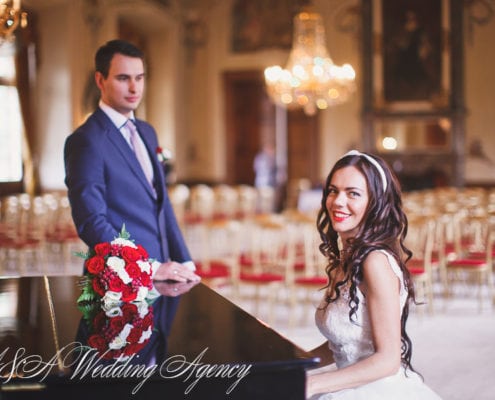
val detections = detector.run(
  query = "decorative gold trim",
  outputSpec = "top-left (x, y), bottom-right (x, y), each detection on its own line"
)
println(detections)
top-left (43, 276), bottom-right (64, 373)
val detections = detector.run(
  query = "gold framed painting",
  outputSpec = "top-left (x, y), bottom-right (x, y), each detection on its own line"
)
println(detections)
top-left (231, 0), bottom-right (299, 52)
top-left (372, 0), bottom-right (451, 111)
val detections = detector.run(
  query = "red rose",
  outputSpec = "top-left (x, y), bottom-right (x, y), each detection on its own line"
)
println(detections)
top-left (121, 303), bottom-right (138, 322)
top-left (94, 242), bottom-right (111, 257)
top-left (121, 246), bottom-right (141, 263)
top-left (93, 311), bottom-right (107, 331)
top-left (85, 256), bottom-right (105, 274)
top-left (125, 262), bottom-right (141, 279)
top-left (127, 326), bottom-right (142, 344)
top-left (123, 343), bottom-right (143, 356)
top-left (103, 349), bottom-right (119, 360)
top-left (122, 285), bottom-right (137, 302)
top-left (142, 310), bottom-right (154, 329)
top-left (108, 275), bottom-right (125, 292)
top-left (136, 244), bottom-right (149, 259)
top-left (109, 315), bottom-right (125, 332)
top-left (92, 277), bottom-right (106, 296)
top-left (88, 334), bottom-right (107, 353)
top-left (140, 271), bottom-right (151, 287)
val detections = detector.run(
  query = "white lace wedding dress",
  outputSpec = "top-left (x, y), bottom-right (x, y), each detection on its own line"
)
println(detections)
top-left (310, 250), bottom-right (442, 399)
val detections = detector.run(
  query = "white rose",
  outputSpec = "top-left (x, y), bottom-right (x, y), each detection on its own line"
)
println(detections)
top-left (137, 260), bottom-right (151, 274)
top-left (109, 323), bottom-right (133, 350)
top-left (111, 238), bottom-right (137, 248)
top-left (136, 301), bottom-right (150, 318)
top-left (150, 260), bottom-right (161, 277)
top-left (102, 291), bottom-right (122, 313)
top-left (109, 335), bottom-right (126, 350)
top-left (104, 305), bottom-right (122, 316)
top-left (117, 269), bottom-right (132, 285)
top-left (138, 327), bottom-right (153, 344)
top-left (134, 301), bottom-right (149, 318)
top-left (107, 256), bottom-right (125, 272)
top-left (107, 257), bottom-right (132, 284)
top-left (134, 286), bottom-right (149, 303)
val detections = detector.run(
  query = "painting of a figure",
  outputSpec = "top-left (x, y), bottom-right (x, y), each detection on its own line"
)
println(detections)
top-left (382, 0), bottom-right (443, 102)
top-left (231, 0), bottom-right (303, 52)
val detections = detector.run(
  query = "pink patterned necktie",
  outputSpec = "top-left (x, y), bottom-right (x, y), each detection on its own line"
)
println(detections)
top-left (125, 119), bottom-right (155, 190)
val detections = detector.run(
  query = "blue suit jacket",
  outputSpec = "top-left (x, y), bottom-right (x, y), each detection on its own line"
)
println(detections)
top-left (64, 108), bottom-right (191, 264)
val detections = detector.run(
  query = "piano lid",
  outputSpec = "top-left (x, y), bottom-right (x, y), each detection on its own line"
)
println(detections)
top-left (0, 276), bottom-right (318, 377)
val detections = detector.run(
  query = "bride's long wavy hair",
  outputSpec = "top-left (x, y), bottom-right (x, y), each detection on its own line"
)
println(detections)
top-left (316, 152), bottom-right (417, 373)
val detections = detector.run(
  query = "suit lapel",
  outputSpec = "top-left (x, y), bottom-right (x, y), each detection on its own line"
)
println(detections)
top-left (96, 111), bottom-right (157, 198)
top-left (136, 120), bottom-right (166, 200)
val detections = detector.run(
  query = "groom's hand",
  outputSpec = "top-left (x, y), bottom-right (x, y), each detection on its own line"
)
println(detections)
top-left (153, 261), bottom-right (201, 283)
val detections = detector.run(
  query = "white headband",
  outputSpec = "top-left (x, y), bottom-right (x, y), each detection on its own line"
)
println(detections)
top-left (341, 150), bottom-right (387, 192)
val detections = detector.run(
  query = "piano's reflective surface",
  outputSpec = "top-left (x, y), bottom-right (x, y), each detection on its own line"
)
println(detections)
top-left (0, 276), bottom-right (318, 399)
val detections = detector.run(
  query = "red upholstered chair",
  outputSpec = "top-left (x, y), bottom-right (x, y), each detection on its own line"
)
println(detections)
top-left (186, 184), bottom-right (215, 224)
top-left (167, 184), bottom-right (190, 229)
top-left (238, 215), bottom-right (296, 325)
top-left (234, 184), bottom-right (258, 220)
top-left (290, 220), bottom-right (328, 325)
top-left (256, 186), bottom-right (276, 214)
top-left (44, 194), bottom-right (85, 273)
top-left (182, 185), bottom-right (215, 266)
top-left (438, 210), bottom-right (464, 264)
top-left (0, 194), bottom-right (47, 275)
top-left (212, 184), bottom-right (238, 220)
top-left (195, 260), bottom-right (232, 283)
top-left (192, 219), bottom-right (242, 295)
top-left (407, 218), bottom-right (437, 314)
top-left (446, 229), bottom-right (494, 311)
top-left (443, 212), bottom-right (490, 271)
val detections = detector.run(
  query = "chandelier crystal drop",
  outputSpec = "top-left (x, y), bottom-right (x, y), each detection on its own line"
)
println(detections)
top-left (0, 0), bottom-right (27, 45)
top-left (264, 8), bottom-right (356, 115)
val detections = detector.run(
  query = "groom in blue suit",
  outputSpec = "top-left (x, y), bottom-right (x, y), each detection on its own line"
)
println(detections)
top-left (64, 39), bottom-right (199, 283)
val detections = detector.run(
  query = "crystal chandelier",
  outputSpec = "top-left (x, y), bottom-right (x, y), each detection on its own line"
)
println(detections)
top-left (264, 7), bottom-right (356, 115)
top-left (0, 0), bottom-right (27, 45)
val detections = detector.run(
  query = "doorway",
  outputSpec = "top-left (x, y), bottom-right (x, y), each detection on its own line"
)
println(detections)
top-left (223, 70), bottom-right (319, 208)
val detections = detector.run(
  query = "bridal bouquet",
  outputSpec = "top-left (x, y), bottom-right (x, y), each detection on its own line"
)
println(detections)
top-left (86, 302), bottom-right (154, 360)
top-left (77, 225), bottom-right (157, 360)
top-left (77, 226), bottom-right (155, 306)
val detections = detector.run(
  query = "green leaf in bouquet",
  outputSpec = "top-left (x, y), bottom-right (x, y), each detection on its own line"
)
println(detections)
top-left (119, 223), bottom-right (131, 240)
top-left (74, 250), bottom-right (91, 259)
top-left (76, 281), bottom-right (97, 303)
top-left (76, 277), bottom-right (100, 323)
top-left (78, 302), bottom-right (100, 325)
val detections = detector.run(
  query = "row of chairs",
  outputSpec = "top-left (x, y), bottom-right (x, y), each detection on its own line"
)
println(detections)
top-left (0, 184), bottom-right (277, 277)
top-left (0, 192), bottom-right (84, 275)
top-left (404, 187), bottom-right (495, 313)
top-left (182, 210), bottom-right (328, 327)
top-left (168, 184), bottom-right (277, 227)
top-left (0, 184), bottom-right (274, 275)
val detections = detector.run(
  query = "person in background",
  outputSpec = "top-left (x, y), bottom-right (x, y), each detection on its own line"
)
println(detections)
top-left (253, 141), bottom-right (284, 211)
top-left (306, 150), bottom-right (441, 399)
top-left (253, 142), bottom-right (277, 189)
top-left (64, 39), bottom-right (199, 283)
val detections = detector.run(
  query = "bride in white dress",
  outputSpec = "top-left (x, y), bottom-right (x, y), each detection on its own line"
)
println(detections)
top-left (306, 150), bottom-right (441, 399)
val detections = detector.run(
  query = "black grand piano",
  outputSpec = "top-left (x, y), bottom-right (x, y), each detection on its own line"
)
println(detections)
top-left (0, 276), bottom-right (320, 399)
